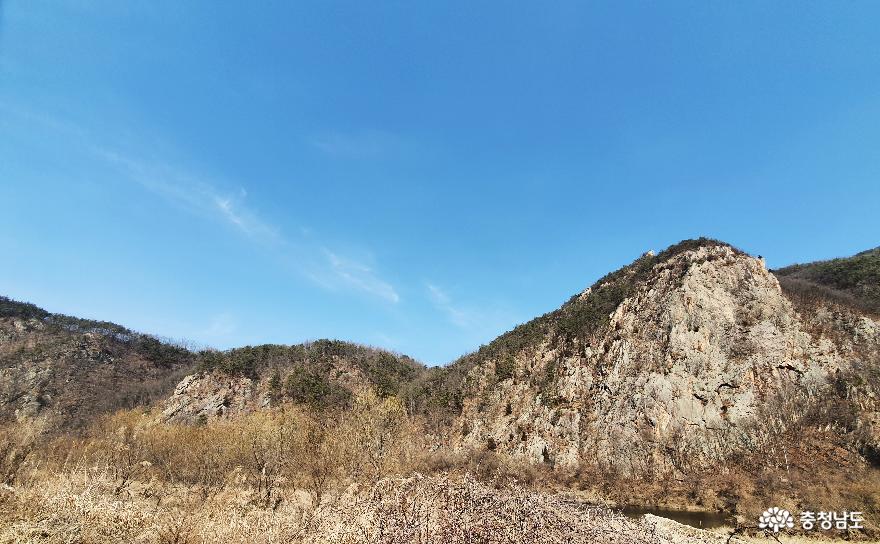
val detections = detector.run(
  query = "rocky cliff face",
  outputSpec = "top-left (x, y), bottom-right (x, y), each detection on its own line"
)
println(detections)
top-left (0, 298), bottom-right (195, 431)
top-left (162, 340), bottom-right (425, 424)
top-left (161, 372), bottom-right (261, 423)
top-left (3, 238), bottom-right (877, 480)
top-left (448, 241), bottom-right (880, 475)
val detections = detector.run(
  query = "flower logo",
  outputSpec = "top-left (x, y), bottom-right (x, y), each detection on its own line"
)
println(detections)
top-left (759, 507), bottom-right (794, 532)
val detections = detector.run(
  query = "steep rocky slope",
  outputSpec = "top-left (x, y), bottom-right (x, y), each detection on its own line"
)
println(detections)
top-left (3, 238), bottom-right (878, 482)
top-left (0, 297), bottom-right (427, 430)
top-left (162, 339), bottom-right (425, 423)
top-left (0, 297), bottom-right (195, 431)
top-left (428, 239), bottom-right (879, 478)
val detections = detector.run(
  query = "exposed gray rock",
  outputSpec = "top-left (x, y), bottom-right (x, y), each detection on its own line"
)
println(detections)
top-left (453, 245), bottom-right (880, 474)
top-left (162, 372), bottom-right (256, 423)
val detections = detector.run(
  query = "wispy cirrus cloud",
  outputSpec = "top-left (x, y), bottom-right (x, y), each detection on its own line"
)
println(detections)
top-left (105, 151), bottom-right (399, 303)
top-left (211, 193), bottom-right (279, 241)
top-left (94, 147), bottom-right (281, 244)
top-left (426, 282), bottom-right (521, 340)
top-left (425, 283), bottom-right (478, 328)
top-left (3, 102), bottom-right (402, 304)
top-left (318, 249), bottom-right (400, 303)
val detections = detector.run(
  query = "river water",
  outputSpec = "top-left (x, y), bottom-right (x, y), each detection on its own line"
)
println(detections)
top-left (619, 506), bottom-right (733, 529)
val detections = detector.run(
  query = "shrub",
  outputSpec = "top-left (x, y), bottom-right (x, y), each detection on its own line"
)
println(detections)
top-left (493, 355), bottom-right (515, 381)
top-left (774, 246), bottom-right (880, 314)
top-left (0, 297), bottom-right (49, 320)
top-left (196, 341), bottom-right (426, 404)
top-left (285, 365), bottom-right (351, 409)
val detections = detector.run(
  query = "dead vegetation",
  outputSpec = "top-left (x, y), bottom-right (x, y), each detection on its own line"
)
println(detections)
top-left (1, 387), bottom-right (877, 542)
top-left (2, 241), bottom-right (879, 542)
top-left (0, 470), bottom-right (668, 544)
top-left (0, 394), bottom-right (669, 543)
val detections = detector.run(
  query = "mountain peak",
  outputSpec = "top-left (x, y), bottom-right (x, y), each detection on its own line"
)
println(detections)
top-left (450, 241), bottom-right (879, 479)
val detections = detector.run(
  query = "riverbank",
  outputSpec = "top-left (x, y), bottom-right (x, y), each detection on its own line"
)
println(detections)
top-left (5, 470), bottom-right (873, 544)
top-left (645, 515), bottom-right (880, 544)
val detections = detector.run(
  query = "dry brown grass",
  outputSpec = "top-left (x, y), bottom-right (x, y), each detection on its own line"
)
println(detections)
top-left (0, 392), bottom-right (669, 543)
top-left (1, 391), bottom-right (876, 542)
top-left (0, 469), bottom-right (667, 543)
top-left (31, 392), bottom-right (419, 502)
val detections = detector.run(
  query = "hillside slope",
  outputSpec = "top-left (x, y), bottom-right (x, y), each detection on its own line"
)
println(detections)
top-left (773, 246), bottom-right (880, 315)
top-left (0, 297), bottom-right (195, 431)
top-left (429, 240), bottom-right (879, 484)
top-left (3, 239), bottom-right (878, 483)
top-left (0, 297), bottom-right (429, 430)
top-left (162, 339), bottom-right (426, 423)
top-left (2, 239), bottom-right (879, 523)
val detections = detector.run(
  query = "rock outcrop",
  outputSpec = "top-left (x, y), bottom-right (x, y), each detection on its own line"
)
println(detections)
top-left (161, 372), bottom-right (259, 423)
top-left (0, 298), bottom-right (195, 432)
top-left (162, 340), bottom-right (425, 424)
top-left (448, 240), bottom-right (880, 475)
top-left (2, 238), bottom-right (877, 480)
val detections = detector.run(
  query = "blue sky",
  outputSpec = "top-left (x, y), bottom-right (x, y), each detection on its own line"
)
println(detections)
top-left (1, 2), bottom-right (879, 364)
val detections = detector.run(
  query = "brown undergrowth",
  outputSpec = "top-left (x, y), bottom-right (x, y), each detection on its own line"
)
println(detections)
top-left (0, 392), bottom-right (877, 542)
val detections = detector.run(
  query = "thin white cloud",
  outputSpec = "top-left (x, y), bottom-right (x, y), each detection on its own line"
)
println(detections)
top-left (94, 147), bottom-right (280, 244)
top-left (426, 283), bottom-right (476, 328)
top-left (211, 194), bottom-right (278, 241)
top-left (425, 283), bottom-right (523, 349)
top-left (325, 250), bottom-right (400, 303)
top-left (109, 151), bottom-right (401, 303)
top-left (6, 103), bottom-right (402, 305)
